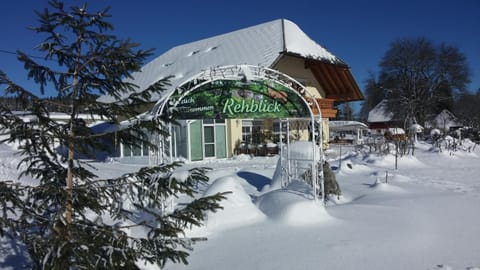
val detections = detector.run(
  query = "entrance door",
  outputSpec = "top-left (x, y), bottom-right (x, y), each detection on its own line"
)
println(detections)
top-left (189, 119), bottom-right (227, 161)
top-left (203, 125), bottom-right (215, 158)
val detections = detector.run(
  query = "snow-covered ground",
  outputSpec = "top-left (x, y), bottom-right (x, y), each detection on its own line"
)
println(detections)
top-left (1, 140), bottom-right (480, 270)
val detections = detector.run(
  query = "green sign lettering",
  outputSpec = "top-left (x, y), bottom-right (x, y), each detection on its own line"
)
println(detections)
top-left (222, 98), bottom-right (282, 114)
top-left (168, 79), bottom-right (310, 119)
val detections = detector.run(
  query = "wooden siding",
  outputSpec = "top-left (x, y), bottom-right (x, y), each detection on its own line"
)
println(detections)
top-left (308, 98), bottom-right (337, 118)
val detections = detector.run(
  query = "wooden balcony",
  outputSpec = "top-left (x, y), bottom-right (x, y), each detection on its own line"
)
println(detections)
top-left (308, 98), bottom-right (337, 118)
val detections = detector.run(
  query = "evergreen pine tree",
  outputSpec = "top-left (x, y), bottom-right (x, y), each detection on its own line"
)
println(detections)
top-left (0, 1), bottom-right (226, 268)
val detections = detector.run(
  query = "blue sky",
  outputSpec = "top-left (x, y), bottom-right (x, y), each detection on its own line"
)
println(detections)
top-left (1, 0), bottom-right (479, 109)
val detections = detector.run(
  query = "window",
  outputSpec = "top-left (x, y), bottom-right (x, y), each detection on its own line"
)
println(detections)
top-left (272, 120), bottom-right (287, 143)
top-left (241, 120), bottom-right (263, 143)
top-left (142, 140), bottom-right (149, 156)
top-left (132, 144), bottom-right (142, 156)
top-left (123, 144), bottom-right (132, 157)
top-left (242, 126), bottom-right (252, 143)
top-left (121, 131), bottom-right (150, 157)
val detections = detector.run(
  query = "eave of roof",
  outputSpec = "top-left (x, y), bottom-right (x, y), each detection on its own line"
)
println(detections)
top-left (304, 58), bottom-right (363, 102)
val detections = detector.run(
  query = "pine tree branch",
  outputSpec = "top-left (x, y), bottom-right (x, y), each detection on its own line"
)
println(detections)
top-left (0, 71), bottom-right (39, 100)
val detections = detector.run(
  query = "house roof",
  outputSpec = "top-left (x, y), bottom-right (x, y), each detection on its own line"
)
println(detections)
top-left (424, 109), bottom-right (463, 129)
top-left (99, 18), bottom-right (362, 103)
top-left (329, 120), bottom-right (368, 131)
top-left (367, 99), bottom-right (394, 123)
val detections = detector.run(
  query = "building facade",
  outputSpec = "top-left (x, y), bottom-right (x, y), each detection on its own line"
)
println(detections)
top-left (99, 19), bottom-right (363, 163)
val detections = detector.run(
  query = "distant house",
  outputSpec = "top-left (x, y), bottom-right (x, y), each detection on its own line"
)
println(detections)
top-left (367, 100), bottom-right (397, 135)
top-left (99, 19), bottom-right (363, 162)
top-left (328, 120), bottom-right (368, 144)
top-left (424, 109), bottom-right (463, 133)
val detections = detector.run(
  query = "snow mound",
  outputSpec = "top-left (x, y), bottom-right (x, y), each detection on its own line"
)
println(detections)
top-left (335, 159), bottom-right (373, 175)
top-left (415, 141), bottom-right (435, 151)
top-left (232, 154), bottom-right (253, 161)
top-left (390, 174), bottom-right (414, 182)
top-left (449, 149), bottom-right (479, 158)
top-left (364, 153), bottom-right (426, 169)
top-left (435, 265), bottom-right (454, 270)
top-left (431, 265), bottom-right (480, 270)
top-left (169, 170), bottom-right (189, 183)
top-left (202, 175), bottom-right (266, 231)
top-left (369, 178), bottom-right (404, 193)
top-left (325, 194), bottom-right (352, 205)
top-left (256, 181), bottom-right (332, 226)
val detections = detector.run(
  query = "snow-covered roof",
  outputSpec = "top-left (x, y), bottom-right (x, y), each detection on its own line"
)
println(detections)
top-left (424, 109), bottom-right (463, 129)
top-left (409, 123), bottom-right (424, 133)
top-left (99, 19), bottom-right (344, 103)
top-left (329, 120), bottom-right (368, 131)
top-left (10, 111), bottom-right (102, 123)
top-left (367, 100), bottom-right (394, 123)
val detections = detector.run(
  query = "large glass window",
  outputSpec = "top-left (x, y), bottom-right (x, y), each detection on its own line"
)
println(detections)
top-left (121, 131), bottom-right (150, 157)
top-left (190, 120), bottom-right (203, 161)
top-left (215, 125), bottom-right (226, 158)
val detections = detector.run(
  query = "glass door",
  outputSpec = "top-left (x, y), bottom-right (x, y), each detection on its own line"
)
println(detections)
top-left (203, 125), bottom-right (215, 158)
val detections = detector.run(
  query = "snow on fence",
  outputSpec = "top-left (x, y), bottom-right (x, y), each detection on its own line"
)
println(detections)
top-left (276, 141), bottom-right (324, 200)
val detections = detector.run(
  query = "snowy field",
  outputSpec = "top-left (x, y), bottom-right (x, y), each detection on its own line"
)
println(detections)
top-left (1, 140), bottom-right (480, 270)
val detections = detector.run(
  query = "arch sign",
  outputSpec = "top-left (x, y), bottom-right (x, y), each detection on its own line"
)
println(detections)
top-left (152, 65), bottom-right (324, 201)
top-left (156, 65), bottom-right (313, 120)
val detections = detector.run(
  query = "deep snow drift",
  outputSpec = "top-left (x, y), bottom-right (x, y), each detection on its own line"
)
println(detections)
top-left (1, 140), bottom-right (480, 270)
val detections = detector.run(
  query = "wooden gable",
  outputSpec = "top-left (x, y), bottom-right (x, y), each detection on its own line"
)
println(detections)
top-left (305, 59), bottom-right (363, 102)
top-left (273, 53), bottom-right (363, 118)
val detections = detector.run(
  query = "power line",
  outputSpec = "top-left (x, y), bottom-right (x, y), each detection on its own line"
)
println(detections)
top-left (0, 49), bottom-right (45, 60)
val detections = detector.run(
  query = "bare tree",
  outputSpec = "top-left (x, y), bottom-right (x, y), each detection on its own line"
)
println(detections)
top-left (379, 37), bottom-right (471, 127)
